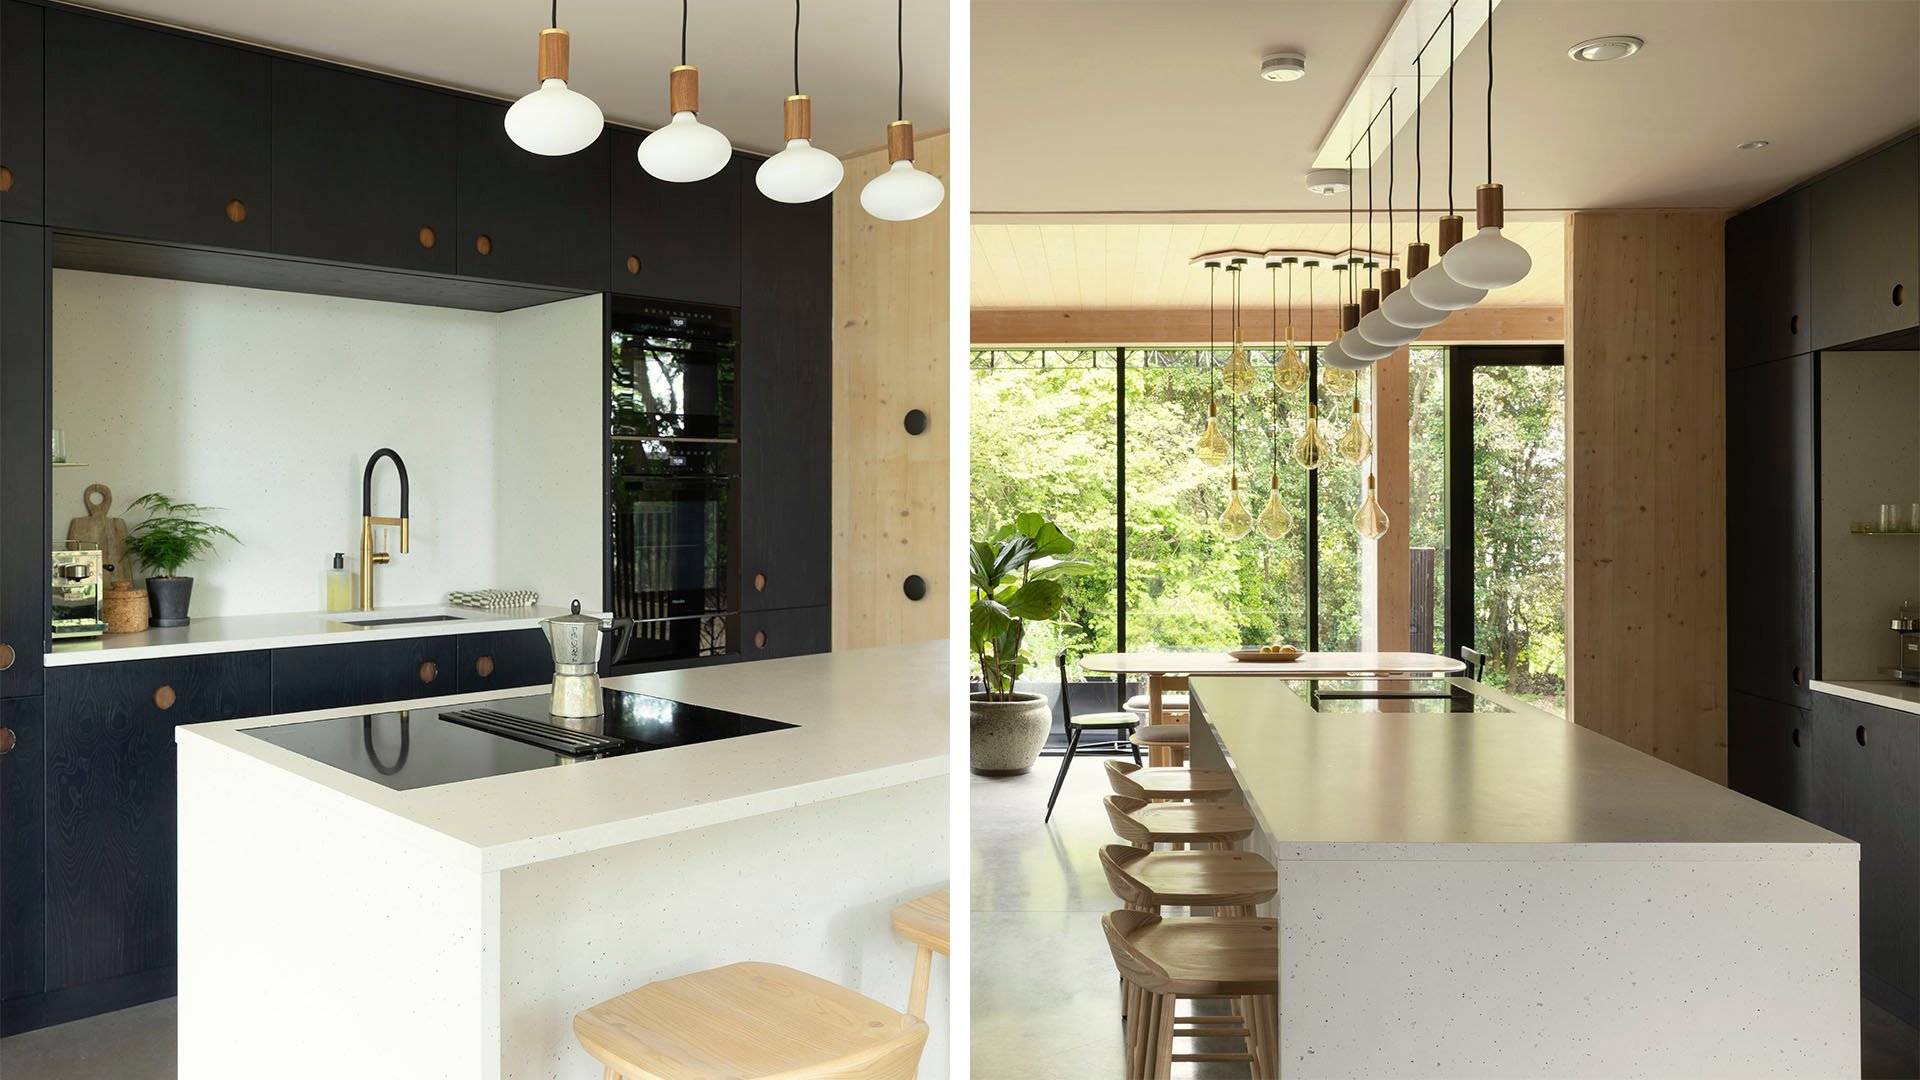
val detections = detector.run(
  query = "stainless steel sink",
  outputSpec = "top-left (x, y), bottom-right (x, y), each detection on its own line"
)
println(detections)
top-left (332, 614), bottom-right (467, 627)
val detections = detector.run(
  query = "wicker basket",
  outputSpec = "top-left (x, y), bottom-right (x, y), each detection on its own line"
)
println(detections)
top-left (104, 580), bottom-right (149, 634)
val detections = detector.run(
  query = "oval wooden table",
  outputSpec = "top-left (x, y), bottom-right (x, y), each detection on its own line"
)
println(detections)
top-left (1079, 651), bottom-right (1468, 725)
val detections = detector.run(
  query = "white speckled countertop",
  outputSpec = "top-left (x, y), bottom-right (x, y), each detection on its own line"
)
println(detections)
top-left (1811, 678), bottom-right (1920, 716)
top-left (1190, 676), bottom-right (1854, 861)
top-left (176, 640), bottom-right (949, 871)
top-left (46, 602), bottom-right (568, 666)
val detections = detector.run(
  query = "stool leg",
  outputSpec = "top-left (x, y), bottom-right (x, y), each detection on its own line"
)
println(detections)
top-left (907, 944), bottom-right (932, 1019)
top-left (1151, 991), bottom-right (1177, 1080)
top-left (1043, 723), bottom-right (1083, 822)
top-left (1125, 727), bottom-right (1142, 765)
top-left (603, 1068), bottom-right (620, 1080)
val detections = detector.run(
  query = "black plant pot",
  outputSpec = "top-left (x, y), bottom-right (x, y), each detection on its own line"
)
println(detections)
top-left (147, 576), bottom-right (193, 627)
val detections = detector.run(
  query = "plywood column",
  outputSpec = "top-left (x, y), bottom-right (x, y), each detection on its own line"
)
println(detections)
top-left (1564, 210), bottom-right (1727, 782)
top-left (1363, 347), bottom-right (1411, 651)
top-left (830, 133), bottom-right (950, 650)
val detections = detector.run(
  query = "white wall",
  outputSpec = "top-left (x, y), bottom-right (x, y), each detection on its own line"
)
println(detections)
top-left (1818, 351), bottom-right (1920, 679)
top-left (52, 271), bottom-right (601, 618)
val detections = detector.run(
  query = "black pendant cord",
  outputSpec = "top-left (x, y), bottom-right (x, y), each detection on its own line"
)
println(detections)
top-left (1270, 265), bottom-right (1280, 475)
top-left (1413, 55), bottom-right (1422, 239)
top-left (896, 0), bottom-right (905, 121)
top-left (1365, 127), bottom-right (1374, 288)
top-left (1208, 264), bottom-right (1218, 402)
top-left (1306, 261), bottom-right (1316, 350)
top-left (1386, 95), bottom-right (1394, 270)
top-left (550, 0), bottom-right (558, 29)
top-left (1346, 151), bottom-right (1355, 278)
top-left (1485, 0), bottom-right (1494, 183)
top-left (1447, 12), bottom-right (1455, 217)
top-left (792, 0), bottom-right (802, 96)
top-left (1230, 268), bottom-right (1240, 479)
top-left (680, 0), bottom-right (688, 65)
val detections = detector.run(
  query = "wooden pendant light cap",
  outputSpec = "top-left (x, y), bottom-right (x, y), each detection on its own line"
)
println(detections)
top-left (537, 28), bottom-right (570, 83)
top-left (1407, 241), bottom-right (1431, 277)
top-left (1380, 268), bottom-right (1402, 297)
top-left (1437, 215), bottom-right (1465, 255)
top-left (1475, 183), bottom-right (1505, 230)
top-left (887, 120), bottom-right (915, 164)
top-left (1341, 303), bottom-right (1360, 331)
top-left (670, 65), bottom-right (700, 114)
top-left (1360, 287), bottom-right (1380, 316)
top-left (784, 95), bottom-right (812, 141)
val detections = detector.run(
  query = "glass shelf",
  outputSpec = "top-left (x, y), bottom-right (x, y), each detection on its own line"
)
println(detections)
top-left (1849, 522), bottom-right (1920, 534)
top-left (51, 462), bottom-right (88, 468)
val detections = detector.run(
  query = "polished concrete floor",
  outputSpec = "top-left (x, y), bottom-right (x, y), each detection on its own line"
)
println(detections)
top-left (0, 997), bottom-right (175, 1080)
top-left (972, 749), bottom-right (1920, 1080)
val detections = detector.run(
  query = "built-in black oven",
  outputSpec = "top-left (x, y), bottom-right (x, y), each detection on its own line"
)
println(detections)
top-left (610, 298), bottom-right (736, 440)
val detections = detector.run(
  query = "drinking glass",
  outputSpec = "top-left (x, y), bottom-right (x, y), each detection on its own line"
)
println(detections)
top-left (49, 428), bottom-right (64, 463)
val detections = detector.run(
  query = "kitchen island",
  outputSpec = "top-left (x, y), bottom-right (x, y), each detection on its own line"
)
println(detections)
top-left (1187, 676), bottom-right (1858, 1078)
top-left (175, 641), bottom-right (949, 1079)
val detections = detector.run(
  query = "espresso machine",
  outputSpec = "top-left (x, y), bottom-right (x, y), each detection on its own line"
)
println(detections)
top-left (51, 542), bottom-right (108, 640)
top-left (1890, 602), bottom-right (1920, 684)
top-left (541, 600), bottom-right (636, 719)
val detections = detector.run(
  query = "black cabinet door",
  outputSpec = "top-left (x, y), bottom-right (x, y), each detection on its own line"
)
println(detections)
top-left (740, 605), bottom-right (830, 661)
top-left (1726, 353), bottom-right (1815, 707)
top-left (0, 223), bottom-right (46, 699)
top-left (269, 636), bottom-right (458, 713)
top-left (1810, 135), bottom-right (1920, 350)
top-left (271, 60), bottom-right (455, 273)
top-left (44, 9), bottom-right (270, 249)
top-left (454, 97), bottom-right (609, 292)
top-left (43, 654), bottom-right (269, 990)
top-left (1725, 188), bottom-right (1809, 367)
top-left (739, 192), bottom-right (831, 613)
top-left (455, 630), bottom-right (552, 694)
top-left (1727, 690), bottom-right (1812, 817)
top-left (0, 695), bottom-right (44, 1006)
top-left (609, 132), bottom-right (742, 305)
top-left (0, 0), bottom-right (46, 226)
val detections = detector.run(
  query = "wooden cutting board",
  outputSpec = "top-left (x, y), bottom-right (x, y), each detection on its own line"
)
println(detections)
top-left (67, 483), bottom-right (133, 585)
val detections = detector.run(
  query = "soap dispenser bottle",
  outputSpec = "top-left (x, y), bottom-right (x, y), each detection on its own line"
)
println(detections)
top-left (325, 553), bottom-right (356, 613)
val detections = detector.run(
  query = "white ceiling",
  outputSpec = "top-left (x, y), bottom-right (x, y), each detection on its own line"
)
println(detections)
top-left (75, 0), bottom-right (950, 156)
top-left (973, 0), bottom-right (1920, 214)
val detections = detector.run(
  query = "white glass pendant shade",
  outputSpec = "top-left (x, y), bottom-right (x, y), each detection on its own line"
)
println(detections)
top-left (1322, 337), bottom-right (1370, 370)
top-left (1220, 486), bottom-right (1255, 540)
top-left (1381, 284), bottom-right (1447, 328)
top-left (1408, 263), bottom-right (1487, 311)
top-left (1356, 308), bottom-right (1420, 348)
top-left (756, 96), bottom-right (842, 203)
top-left (507, 79), bottom-right (604, 156)
top-left (639, 111), bottom-right (733, 183)
top-left (1340, 327), bottom-right (1395, 362)
top-left (1444, 226), bottom-right (1532, 289)
top-left (862, 159), bottom-right (945, 221)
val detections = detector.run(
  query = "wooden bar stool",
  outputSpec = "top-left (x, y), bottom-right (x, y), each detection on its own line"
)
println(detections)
top-left (1104, 760), bottom-right (1235, 802)
top-left (1102, 910), bottom-right (1280, 1079)
top-left (573, 962), bottom-right (928, 1080)
top-left (1130, 724), bottom-right (1191, 768)
top-left (890, 889), bottom-right (949, 1019)
top-left (1124, 690), bottom-right (1189, 718)
top-left (1104, 795), bottom-right (1254, 850)
top-left (1098, 844), bottom-right (1277, 918)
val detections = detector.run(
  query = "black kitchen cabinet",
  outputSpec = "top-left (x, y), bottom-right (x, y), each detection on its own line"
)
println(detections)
top-left (0, 222), bottom-right (46, 699)
top-left (0, 0), bottom-right (45, 226)
top-left (454, 97), bottom-right (609, 292)
top-left (455, 629), bottom-right (552, 694)
top-left (1810, 134), bottom-right (1920, 351)
top-left (269, 635), bottom-right (457, 713)
top-left (741, 605), bottom-right (831, 661)
top-left (271, 59), bottom-right (456, 274)
top-left (44, 8), bottom-right (270, 250)
top-left (739, 191), bottom-right (831, 614)
top-left (1725, 353), bottom-right (1816, 708)
top-left (1725, 187), bottom-right (1809, 367)
top-left (0, 694), bottom-right (45, 1013)
top-left (1727, 691), bottom-right (1813, 817)
top-left (43, 653), bottom-right (268, 992)
top-left (609, 132), bottom-right (742, 306)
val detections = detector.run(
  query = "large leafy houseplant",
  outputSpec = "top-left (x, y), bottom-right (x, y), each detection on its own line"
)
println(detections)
top-left (969, 512), bottom-right (1094, 697)
top-left (124, 493), bottom-right (238, 578)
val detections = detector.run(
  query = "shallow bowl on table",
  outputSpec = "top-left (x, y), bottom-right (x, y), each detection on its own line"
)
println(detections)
top-left (1227, 649), bottom-right (1306, 663)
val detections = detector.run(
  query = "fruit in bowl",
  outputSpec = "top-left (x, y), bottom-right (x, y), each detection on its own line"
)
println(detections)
top-left (1246, 644), bottom-right (1301, 655)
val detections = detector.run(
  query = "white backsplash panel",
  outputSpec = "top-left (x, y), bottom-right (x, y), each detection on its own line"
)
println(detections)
top-left (1818, 350), bottom-right (1920, 680)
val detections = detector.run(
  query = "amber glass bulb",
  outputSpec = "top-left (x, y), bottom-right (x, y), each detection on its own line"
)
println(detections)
top-left (1355, 474), bottom-right (1389, 540)
top-left (1221, 328), bottom-right (1258, 393)
top-left (1292, 402), bottom-right (1328, 471)
top-left (1337, 396), bottom-right (1373, 464)
top-left (1196, 403), bottom-right (1230, 466)
top-left (1322, 361), bottom-right (1355, 397)
top-left (1273, 325), bottom-right (1308, 394)
top-left (1220, 477), bottom-right (1255, 540)
top-left (1255, 473), bottom-right (1293, 540)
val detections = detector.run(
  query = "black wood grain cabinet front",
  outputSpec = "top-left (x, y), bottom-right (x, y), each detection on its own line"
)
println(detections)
top-left (1726, 690), bottom-right (1813, 817)
top-left (42, 653), bottom-right (269, 992)
top-left (0, 0), bottom-right (46, 226)
top-left (0, 222), bottom-right (46, 700)
top-left (1725, 187), bottom-right (1810, 368)
top-left (1725, 353), bottom-right (1815, 708)
top-left (269, 636), bottom-right (458, 714)
top-left (455, 629), bottom-right (552, 695)
top-left (44, 8), bottom-right (270, 249)
top-left (1810, 135), bottom-right (1920, 351)
top-left (0, 694), bottom-right (45, 1007)
top-left (741, 606), bottom-right (831, 661)
top-left (609, 132), bottom-right (742, 306)
top-left (454, 97), bottom-right (610, 292)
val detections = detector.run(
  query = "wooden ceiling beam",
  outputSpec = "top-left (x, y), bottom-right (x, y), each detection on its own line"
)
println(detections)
top-left (970, 305), bottom-right (1563, 346)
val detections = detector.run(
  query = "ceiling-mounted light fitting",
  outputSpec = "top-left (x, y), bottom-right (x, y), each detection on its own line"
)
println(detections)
top-left (638, 2), bottom-right (734, 183)
top-left (1260, 51), bottom-right (1307, 82)
top-left (1381, 243), bottom-right (1447, 328)
top-left (1305, 169), bottom-right (1350, 196)
top-left (861, 0), bottom-right (945, 221)
top-left (756, 1), bottom-right (844, 203)
top-left (1445, 183), bottom-right (1531, 289)
top-left (1567, 35), bottom-right (1642, 63)
top-left (1410, 216), bottom-right (1488, 310)
top-left (1737, 140), bottom-right (1771, 151)
top-left (1357, 268), bottom-right (1422, 347)
top-left (504, 9), bottom-right (604, 157)
top-left (1323, 300), bottom-right (1371, 369)
top-left (1340, 287), bottom-right (1395, 362)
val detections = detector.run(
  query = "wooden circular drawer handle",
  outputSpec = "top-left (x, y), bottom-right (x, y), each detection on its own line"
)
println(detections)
top-left (753, 573), bottom-right (766, 592)
top-left (225, 199), bottom-right (247, 223)
top-left (419, 661), bottom-right (439, 684)
top-left (0, 166), bottom-right (14, 193)
top-left (753, 630), bottom-right (767, 649)
top-left (419, 226), bottom-right (437, 249)
top-left (153, 685), bottom-right (176, 710)
top-left (475, 234), bottom-right (493, 255)
top-left (0, 728), bottom-right (13, 755)
top-left (0, 642), bottom-right (13, 671)
top-left (475, 655), bottom-right (495, 678)
top-left (625, 255), bottom-right (641, 275)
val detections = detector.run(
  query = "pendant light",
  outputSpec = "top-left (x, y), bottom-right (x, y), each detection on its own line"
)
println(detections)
top-left (1195, 262), bottom-right (1231, 466)
top-left (1256, 329), bottom-right (1293, 540)
top-left (1381, 53), bottom-right (1450, 330)
top-left (1221, 260), bottom-right (1259, 392)
top-left (1342, 127), bottom-right (1395, 363)
top-left (1337, 393), bottom-right (1373, 464)
top-left (1355, 474), bottom-right (1390, 540)
top-left (1272, 258), bottom-right (1308, 394)
top-left (1220, 265), bottom-right (1254, 539)
top-left (504, 0), bottom-right (605, 157)
top-left (638, 0), bottom-right (734, 183)
top-left (860, 0), bottom-right (945, 220)
top-left (1440, 0), bottom-right (1532, 290)
top-left (1291, 274), bottom-right (1329, 473)
top-left (1220, 476), bottom-right (1256, 540)
top-left (1324, 262), bottom-right (1370, 371)
top-left (755, 0), bottom-right (844, 203)
top-left (1356, 94), bottom-right (1423, 349)
top-left (1408, 13), bottom-right (1489, 312)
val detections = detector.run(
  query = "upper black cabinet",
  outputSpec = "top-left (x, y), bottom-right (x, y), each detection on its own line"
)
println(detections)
top-left (1725, 187), bottom-right (1809, 367)
top-left (0, 0), bottom-right (45, 226)
top-left (45, 9), bottom-right (270, 249)
top-left (609, 131), bottom-right (742, 306)
top-left (1726, 353), bottom-right (1815, 708)
top-left (739, 192), bottom-right (831, 613)
top-left (271, 60), bottom-right (455, 274)
top-left (455, 97), bottom-right (609, 292)
top-left (0, 222), bottom-right (46, 699)
top-left (1809, 135), bottom-right (1919, 350)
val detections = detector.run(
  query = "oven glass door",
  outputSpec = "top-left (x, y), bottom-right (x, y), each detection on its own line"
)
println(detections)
top-left (609, 441), bottom-right (738, 664)
top-left (609, 303), bottom-right (737, 440)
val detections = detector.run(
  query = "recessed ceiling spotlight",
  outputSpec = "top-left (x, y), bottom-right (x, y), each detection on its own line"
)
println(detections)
top-left (1261, 52), bottom-right (1307, 82)
top-left (1568, 35), bottom-right (1643, 63)
top-left (1737, 140), bottom-right (1771, 151)
top-left (1304, 169), bottom-right (1350, 196)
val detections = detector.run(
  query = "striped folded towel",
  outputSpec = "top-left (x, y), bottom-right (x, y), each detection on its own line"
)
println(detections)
top-left (448, 589), bottom-right (539, 611)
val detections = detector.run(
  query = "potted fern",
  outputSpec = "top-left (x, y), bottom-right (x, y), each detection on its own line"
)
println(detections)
top-left (969, 512), bottom-right (1093, 775)
top-left (124, 493), bottom-right (238, 627)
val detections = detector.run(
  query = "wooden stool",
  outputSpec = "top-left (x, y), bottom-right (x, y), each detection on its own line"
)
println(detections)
top-left (1124, 691), bottom-right (1189, 717)
top-left (1099, 844), bottom-right (1277, 918)
top-left (573, 962), bottom-right (928, 1080)
top-left (890, 889), bottom-right (949, 1019)
top-left (1104, 760), bottom-right (1235, 802)
top-left (1104, 795), bottom-right (1254, 850)
top-left (1102, 910), bottom-right (1279, 1079)
top-left (1130, 723), bottom-right (1191, 768)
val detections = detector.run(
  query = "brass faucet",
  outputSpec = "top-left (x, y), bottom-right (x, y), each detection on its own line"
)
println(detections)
top-left (359, 448), bottom-right (410, 611)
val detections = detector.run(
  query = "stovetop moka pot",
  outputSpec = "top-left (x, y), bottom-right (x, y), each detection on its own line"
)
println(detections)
top-left (541, 600), bottom-right (636, 718)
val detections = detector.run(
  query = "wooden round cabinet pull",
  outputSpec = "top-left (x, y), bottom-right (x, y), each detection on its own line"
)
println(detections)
top-left (475, 655), bottom-right (495, 678)
top-left (753, 573), bottom-right (767, 592)
top-left (475, 234), bottom-right (493, 256)
top-left (753, 630), bottom-right (768, 649)
top-left (153, 685), bottom-right (176, 710)
top-left (419, 226), bottom-right (437, 249)
top-left (0, 642), bottom-right (13, 671)
top-left (0, 166), bottom-right (14, 193)
top-left (625, 255), bottom-right (641, 275)
top-left (225, 199), bottom-right (247, 223)
top-left (419, 661), bottom-right (439, 684)
top-left (0, 728), bottom-right (14, 755)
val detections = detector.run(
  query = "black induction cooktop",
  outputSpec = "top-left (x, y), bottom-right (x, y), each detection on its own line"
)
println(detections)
top-left (243, 688), bottom-right (796, 791)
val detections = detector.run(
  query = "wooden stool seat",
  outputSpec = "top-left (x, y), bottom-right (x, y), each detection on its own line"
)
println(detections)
top-left (1103, 910), bottom-right (1280, 1077)
top-left (1129, 724), bottom-right (1190, 746)
top-left (1124, 691), bottom-right (1190, 715)
top-left (1099, 844), bottom-right (1277, 914)
top-left (1105, 760), bottom-right (1234, 801)
top-left (573, 962), bottom-right (928, 1080)
top-left (891, 889), bottom-right (949, 1019)
top-left (1105, 795), bottom-right (1255, 848)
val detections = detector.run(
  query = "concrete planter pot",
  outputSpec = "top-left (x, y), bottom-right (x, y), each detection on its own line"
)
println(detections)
top-left (969, 691), bottom-right (1051, 776)
top-left (146, 575), bottom-right (193, 627)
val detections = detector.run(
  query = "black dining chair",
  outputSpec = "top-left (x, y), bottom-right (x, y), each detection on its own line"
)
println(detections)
top-left (1044, 651), bottom-right (1141, 823)
top-left (1460, 645), bottom-right (1488, 681)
